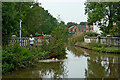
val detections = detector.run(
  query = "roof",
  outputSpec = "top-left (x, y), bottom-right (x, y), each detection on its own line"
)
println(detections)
top-left (77, 25), bottom-right (86, 31)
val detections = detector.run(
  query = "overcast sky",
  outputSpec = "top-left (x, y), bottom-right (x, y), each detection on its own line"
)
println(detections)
top-left (38, 0), bottom-right (88, 24)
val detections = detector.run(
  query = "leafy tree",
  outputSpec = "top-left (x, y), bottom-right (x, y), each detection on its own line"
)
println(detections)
top-left (109, 25), bottom-right (120, 37)
top-left (2, 2), bottom-right (33, 45)
top-left (79, 22), bottom-right (87, 25)
top-left (2, 2), bottom-right (58, 45)
top-left (66, 22), bottom-right (78, 28)
top-left (23, 3), bottom-right (58, 36)
top-left (41, 21), bottom-right (68, 59)
top-left (85, 2), bottom-right (120, 35)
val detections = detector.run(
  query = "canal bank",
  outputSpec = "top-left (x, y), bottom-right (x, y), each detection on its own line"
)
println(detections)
top-left (2, 47), bottom-right (120, 78)
top-left (69, 33), bottom-right (120, 54)
top-left (74, 44), bottom-right (120, 54)
top-left (74, 41), bottom-right (120, 54)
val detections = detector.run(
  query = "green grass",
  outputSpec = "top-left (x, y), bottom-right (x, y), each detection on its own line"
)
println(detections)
top-left (93, 46), bottom-right (120, 52)
top-left (88, 42), bottom-right (120, 52)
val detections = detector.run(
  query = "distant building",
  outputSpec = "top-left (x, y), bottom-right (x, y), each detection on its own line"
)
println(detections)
top-left (86, 25), bottom-right (93, 32)
top-left (68, 26), bottom-right (76, 34)
top-left (86, 22), bottom-right (117, 34)
top-left (77, 25), bottom-right (86, 32)
top-left (68, 25), bottom-right (86, 34)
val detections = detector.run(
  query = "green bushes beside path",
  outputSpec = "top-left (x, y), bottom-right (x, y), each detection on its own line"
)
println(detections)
top-left (2, 24), bottom-right (68, 74)
top-left (2, 44), bottom-right (49, 74)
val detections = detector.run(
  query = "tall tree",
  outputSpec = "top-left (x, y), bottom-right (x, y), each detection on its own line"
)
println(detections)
top-left (85, 1), bottom-right (120, 36)
top-left (2, 2), bottom-right (32, 37)
top-left (66, 22), bottom-right (78, 28)
top-left (79, 22), bottom-right (87, 25)
top-left (2, 2), bottom-right (61, 45)
top-left (24, 3), bottom-right (58, 36)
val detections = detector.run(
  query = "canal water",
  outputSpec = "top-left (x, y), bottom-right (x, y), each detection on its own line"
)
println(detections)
top-left (2, 46), bottom-right (120, 78)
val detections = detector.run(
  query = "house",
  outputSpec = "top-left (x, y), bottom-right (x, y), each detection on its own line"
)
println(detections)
top-left (77, 25), bottom-right (86, 32)
top-left (68, 26), bottom-right (76, 34)
top-left (86, 22), bottom-right (117, 34)
top-left (86, 25), bottom-right (93, 32)
top-left (68, 25), bottom-right (86, 34)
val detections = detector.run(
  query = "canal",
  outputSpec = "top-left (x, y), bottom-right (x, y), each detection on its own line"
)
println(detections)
top-left (2, 46), bottom-right (120, 78)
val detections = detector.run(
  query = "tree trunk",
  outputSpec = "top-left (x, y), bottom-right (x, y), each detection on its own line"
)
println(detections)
top-left (108, 4), bottom-right (113, 34)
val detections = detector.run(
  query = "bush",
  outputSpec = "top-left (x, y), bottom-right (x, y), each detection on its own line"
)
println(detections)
top-left (69, 33), bottom-right (84, 45)
top-left (109, 25), bottom-right (120, 37)
top-left (88, 41), bottom-right (105, 48)
top-left (41, 26), bottom-right (68, 59)
top-left (2, 43), bottom-right (45, 74)
top-left (85, 32), bottom-right (99, 37)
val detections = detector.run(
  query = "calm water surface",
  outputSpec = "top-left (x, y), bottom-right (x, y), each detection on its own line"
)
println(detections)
top-left (3, 46), bottom-right (120, 78)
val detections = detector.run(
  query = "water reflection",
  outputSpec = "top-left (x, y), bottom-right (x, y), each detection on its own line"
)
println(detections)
top-left (85, 53), bottom-right (120, 78)
top-left (69, 46), bottom-right (120, 78)
top-left (2, 46), bottom-right (120, 78)
top-left (33, 62), bottom-right (68, 78)
top-left (67, 46), bottom-right (85, 57)
top-left (3, 61), bottom-right (68, 78)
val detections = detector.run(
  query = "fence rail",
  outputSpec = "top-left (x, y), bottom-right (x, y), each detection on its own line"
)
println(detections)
top-left (84, 36), bottom-right (120, 47)
top-left (7, 37), bottom-right (50, 47)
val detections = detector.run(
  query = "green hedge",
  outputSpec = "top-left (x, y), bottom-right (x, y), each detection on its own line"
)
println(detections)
top-left (85, 32), bottom-right (99, 37)
top-left (2, 44), bottom-right (47, 74)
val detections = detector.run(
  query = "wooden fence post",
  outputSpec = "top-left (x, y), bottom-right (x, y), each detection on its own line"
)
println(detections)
top-left (97, 35), bottom-right (101, 43)
top-left (106, 35), bottom-right (111, 46)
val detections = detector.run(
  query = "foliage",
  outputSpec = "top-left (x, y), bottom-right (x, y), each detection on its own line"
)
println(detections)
top-left (24, 4), bottom-right (58, 36)
top-left (87, 42), bottom-right (120, 52)
top-left (88, 41), bottom-right (105, 48)
top-left (109, 24), bottom-right (120, 37)
top-left (85, 2), bottom-right (120, 35)
top-left (2, 2), bottom-right (32, 37)
top-left (66, 22), bottom-right (78, 28)
top-left (2, 2), bottom-right (58, 45)
top-left (85, 32), bottom-right (99, 37)
top-left (2, 43), bottom-right (49, 74)
top-left (69, 33), bottom-right (85, 45)
top-left (79, 22), bottom-right (87, 25)
top-left (41, 23), bottom-right (68, 59)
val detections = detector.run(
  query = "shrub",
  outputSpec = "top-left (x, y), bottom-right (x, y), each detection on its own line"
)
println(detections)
top-left (41, 26), bottom-right (68, 59)
top-left (85, 32), bottom-right (99, 37)
top-left (69, 33), bottom-right (84, 45)
top-left (2, 43), bottom-right (45, 74)
top-left (88, 41), bottom-right (106, 49)
top-left (109, 25), bottom-right (120, 37)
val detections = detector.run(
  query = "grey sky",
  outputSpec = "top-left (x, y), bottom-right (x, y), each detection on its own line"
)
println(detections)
top-left (38, 0), bottom-right (87, 24)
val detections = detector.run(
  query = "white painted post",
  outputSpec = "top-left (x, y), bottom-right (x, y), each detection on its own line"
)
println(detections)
top-left (20, 20), bottom-right (22, 46)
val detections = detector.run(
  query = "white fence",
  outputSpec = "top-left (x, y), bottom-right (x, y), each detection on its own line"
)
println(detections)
top-left (9, 37), bottom-right (50, 47)
top-left (84, 36), bottom-right (120, 47)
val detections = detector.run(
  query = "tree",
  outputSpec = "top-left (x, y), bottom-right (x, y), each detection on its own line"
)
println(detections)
top-left (24, 3), bottom-right (58, 36)
top-left (85, 2), bottom-right (120, 36)
top-left (2, 2), bottom-right (58, 36)
top-left (66, 22), bottom-right (78, 28)
top-left (79, 22), bottom-right (87, 25)
top-left (2, 2), bottom-right (33, 45)
top-left (2, 2), bottom-right (62, 45)
top-left (2, 2), bottom-right (32, 37)
top-left (109, 25), bottom-right (120, 37)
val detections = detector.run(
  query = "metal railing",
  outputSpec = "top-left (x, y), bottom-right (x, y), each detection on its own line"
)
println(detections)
top-left (8, 37), bottom-right (50, 47)
top-left (84, 36), bottom-right (120, 47)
